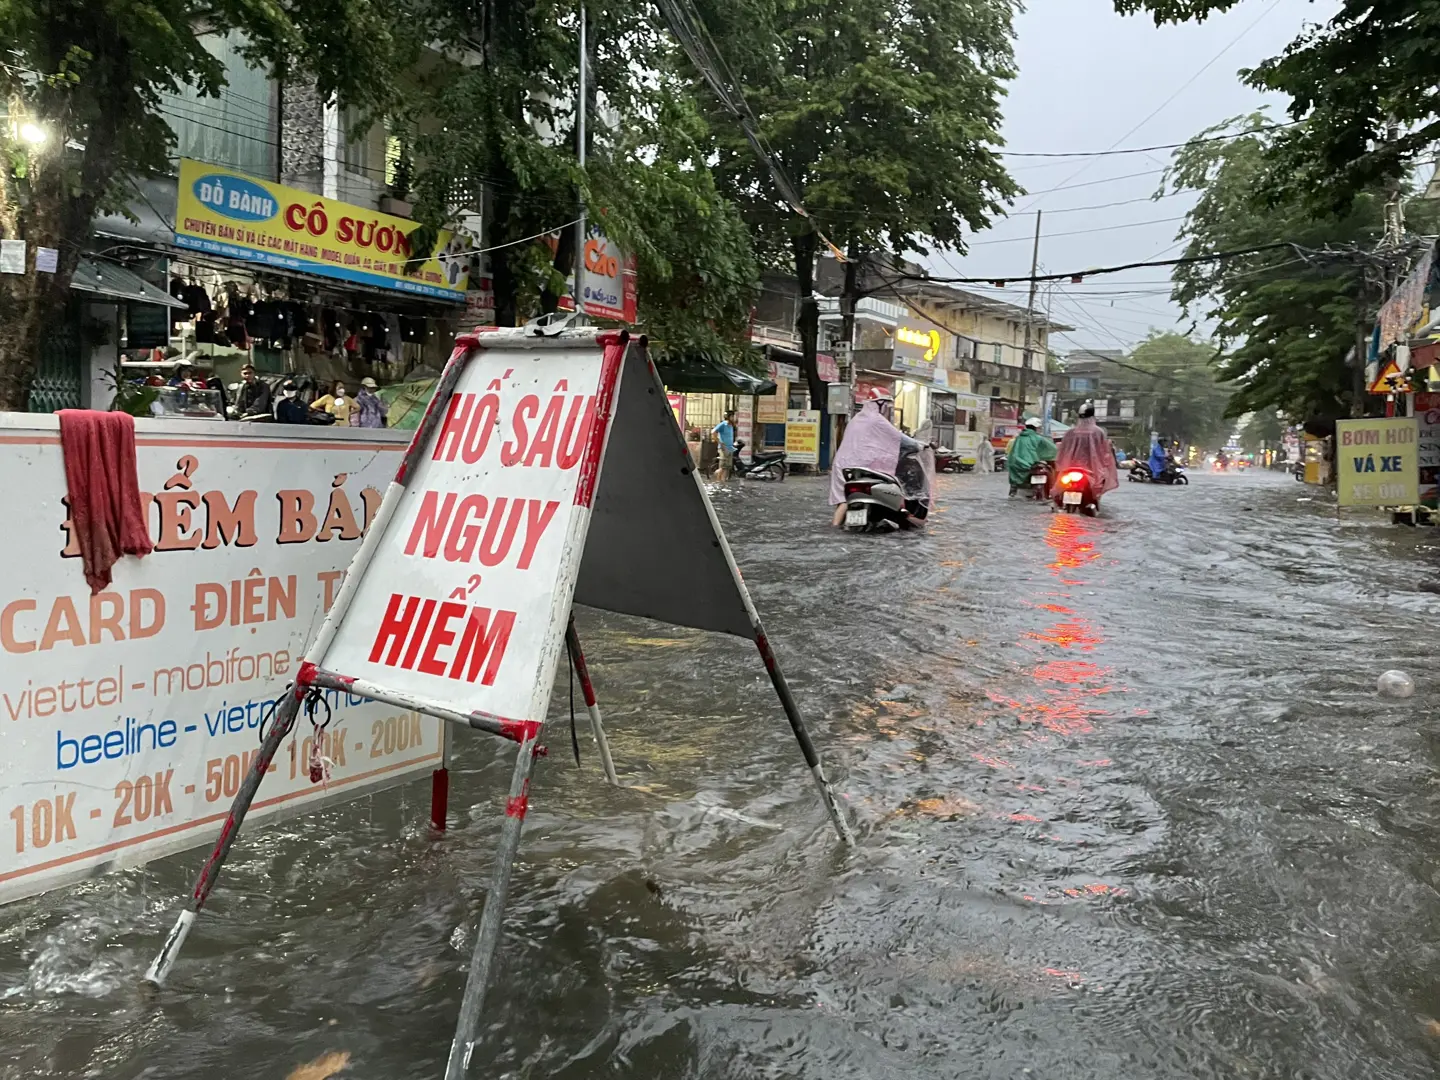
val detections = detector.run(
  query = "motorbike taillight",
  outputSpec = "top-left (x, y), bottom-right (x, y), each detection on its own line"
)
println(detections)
top-left (1060, 470), bottom-right (1085, 486)
top-left (844, 481), bottom-right (874, 497)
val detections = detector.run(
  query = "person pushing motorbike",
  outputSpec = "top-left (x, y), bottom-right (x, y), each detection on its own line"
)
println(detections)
top-left (1006, 417), bottom-right (1056, 497)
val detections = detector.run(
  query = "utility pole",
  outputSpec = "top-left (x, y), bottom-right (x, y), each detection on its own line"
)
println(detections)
top-left (1018, 210), bottom-right (1042, 418)
top-left (573, 3), bottom-right (587, 313)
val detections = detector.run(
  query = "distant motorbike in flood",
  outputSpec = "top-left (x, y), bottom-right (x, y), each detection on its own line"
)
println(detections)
top-left (1054, 467), bottom-right (1101, 516)
top-left (1128, 461), bottom-right (1189, 485)
top-left (843, 446), bottom-right (936, 532)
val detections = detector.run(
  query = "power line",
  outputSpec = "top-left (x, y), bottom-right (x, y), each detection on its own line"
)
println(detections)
top-left (1016, 0), bottom-right (1285, 215)
top-left (900, 242), bottom-right (1299, 285)
top-left (966, 214), bottom-right (1187, 247)
top-left (998, 122), bottom-right (1296, 159)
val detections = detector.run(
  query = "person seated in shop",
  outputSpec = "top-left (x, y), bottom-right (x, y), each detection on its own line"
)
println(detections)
top-left (310, 379), bottom-right (355, 425)
top-left (275, 380), bottom-right (309, 424)
top-left (233, 364), bottom-right (273, 418)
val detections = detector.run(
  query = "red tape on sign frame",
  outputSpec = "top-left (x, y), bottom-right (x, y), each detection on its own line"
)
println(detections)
top-left (573, 333), bottom-right (627, 508)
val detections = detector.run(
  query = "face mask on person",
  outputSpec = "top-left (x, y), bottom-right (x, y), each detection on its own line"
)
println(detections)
top-left (335, 387), bottom-right (346, 398)
top-left (282, 388), bottom-right (296, 398)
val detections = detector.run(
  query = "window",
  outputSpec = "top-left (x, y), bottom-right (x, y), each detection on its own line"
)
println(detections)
top-left (992, 343), bottom-right (1003, 364)
top-left (343, 107), bottom-right (374, 177)
top-left (1069, 376), bottom-right (1096, 391)
top-left (163, 32), bottom-right (277, 179)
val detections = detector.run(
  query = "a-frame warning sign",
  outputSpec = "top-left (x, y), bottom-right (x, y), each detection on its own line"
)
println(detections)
top-left (142, 326), bottom-right (853, 1076)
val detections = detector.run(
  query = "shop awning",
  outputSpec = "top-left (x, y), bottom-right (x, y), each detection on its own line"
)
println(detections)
top-left (655, 356), bottom-right (777, 395)
top-left (70, 259), bottom-right (187, 308)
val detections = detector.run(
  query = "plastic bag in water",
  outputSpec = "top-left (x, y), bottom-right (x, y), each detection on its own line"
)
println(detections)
top-left (1377, 670), bottom-right (1415, 699)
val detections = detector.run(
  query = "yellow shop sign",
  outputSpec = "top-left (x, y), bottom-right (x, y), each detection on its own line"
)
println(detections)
top-left (175, 159), bottom-right (469, 300)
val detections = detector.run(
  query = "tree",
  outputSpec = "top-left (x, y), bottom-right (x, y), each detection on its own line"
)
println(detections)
top-left (1124, 332), bottom-right (1232, 447)
top-left (682, 0), bottom-right (1019, 408)
top-left (386, 2), bottom-right (762, 359)
top-left (1239, 407), bottom-right (1284, 453)
top-left (1161, 115), bottom-right (1389, 425)
top-left (1114, 0), bottom-right (1440, 211)
top-left (0, 0), bottom-right (415, 410)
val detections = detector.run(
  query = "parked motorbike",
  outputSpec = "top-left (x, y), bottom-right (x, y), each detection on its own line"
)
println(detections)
top-left (842, 446), bottom-right (935, 532)
top-left (934, 447), bottom-right (971, 473)
top-left (1053, 467), bottom-right (1100, 516)
top-left (732, 439), bottom-right (787, 481)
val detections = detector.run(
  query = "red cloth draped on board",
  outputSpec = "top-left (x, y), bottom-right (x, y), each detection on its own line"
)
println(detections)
top-left (57, 410), bottom-right (153, 593)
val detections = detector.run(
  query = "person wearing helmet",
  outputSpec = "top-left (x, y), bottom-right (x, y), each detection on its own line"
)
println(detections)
top-left (1006, 416), bottom-right (1056, 496)
top-left (1053, 400), bottom-right (1119, 500)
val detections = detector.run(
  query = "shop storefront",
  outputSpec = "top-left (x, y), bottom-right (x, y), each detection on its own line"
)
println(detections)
top-left (85, 159), bottom-right (472, 426)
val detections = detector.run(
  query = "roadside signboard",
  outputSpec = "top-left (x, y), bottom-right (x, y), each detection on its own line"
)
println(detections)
top-left (578, 227), bottom-right (637, 323)
top-left (785, 409), bottom-right (820, 464)
top-left (1336, 417), bottom-right (1420, 507)
top-left (1417, 393), bottom-right (1440, 506)
top-left (0, 421), bottom-right (440, 905)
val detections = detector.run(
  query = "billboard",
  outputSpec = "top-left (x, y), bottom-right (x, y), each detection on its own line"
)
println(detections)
top-left (1336, 417), bottom-right (1420, 507)
top-left (175, 159), bottom-right (470, 301)
top-left (0, 419), bottom-right (443, 904)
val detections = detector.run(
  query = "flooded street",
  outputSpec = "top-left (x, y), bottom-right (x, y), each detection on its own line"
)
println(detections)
top-left (5, 467), bottom-right (1440, 1079)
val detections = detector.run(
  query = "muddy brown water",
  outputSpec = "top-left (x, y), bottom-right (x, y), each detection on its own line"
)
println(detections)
top-left (4, 469), bottom-right (1440, 1079)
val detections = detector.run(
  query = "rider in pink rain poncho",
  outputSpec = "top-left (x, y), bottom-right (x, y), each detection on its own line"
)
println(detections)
top-left (829, 396), bottom-right (922, 525)
top-left (1054, 401), bottom-right (1119, 497)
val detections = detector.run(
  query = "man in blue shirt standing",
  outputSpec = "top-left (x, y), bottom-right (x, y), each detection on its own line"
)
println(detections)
top-left (713, 410), bottom-right (736, 481)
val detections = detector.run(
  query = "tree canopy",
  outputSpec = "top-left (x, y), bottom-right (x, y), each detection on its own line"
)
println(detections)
top-left (1161, 115), bottom-right (1388, 425)
top-left (682, 0), bottom-right (1020, 403)
top-left (1124, 331), bottom-right (1232, 447)
top-left (1115, 0), bottom-right (1440, 210)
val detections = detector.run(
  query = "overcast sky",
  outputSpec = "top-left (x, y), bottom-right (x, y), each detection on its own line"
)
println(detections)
top-left (927, 0), bottom-right (1335, 357)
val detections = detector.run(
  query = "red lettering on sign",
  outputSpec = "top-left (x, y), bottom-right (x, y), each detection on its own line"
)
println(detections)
top-left (444, 494), bottom-right (489, 561)
top-left (369, 593), bottom-right (422, 666)
top-left (433, 393), bottom-right (475, 461)
top-left (516, 500), bottom-right (559, 569)
top-left (405, 491), bottom-right (457, 557)
top-left (366, 593), bottom-right (516, 684)
top-left (501, 396), bottom-right (540, 465)
top-left (450, 606), bottom-right (515, 684)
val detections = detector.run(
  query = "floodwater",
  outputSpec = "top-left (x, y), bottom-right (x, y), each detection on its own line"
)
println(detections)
top-left (5, 468), bottom-right (1440, 1079)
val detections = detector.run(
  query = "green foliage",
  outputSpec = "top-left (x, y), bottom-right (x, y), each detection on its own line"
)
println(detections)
top-left (1239, 407), bottom-right (1284, 452)
top-left (405, 2), bottom-right (759, 358)
top-left (682, 0), bottom-right (1020, 398)
top-left (1116, 0), bottom-right (1440, 211)
top-left (1161, 114), bottom-right (1384, 424)
top-left (1125, 331), bottom-right (1233, 447)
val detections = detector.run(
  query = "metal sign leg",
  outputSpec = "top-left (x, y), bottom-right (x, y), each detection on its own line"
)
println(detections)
top-left (753, 629), bottom-right (856, 847)
top-left (565, 618), bottom-right (619, 785)
top-left (143, 688), bottom-right (304, 986)
top-left (444, 727), bottom-right (543, 1078)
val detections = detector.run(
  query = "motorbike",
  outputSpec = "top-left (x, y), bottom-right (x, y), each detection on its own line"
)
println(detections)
top-left (842, 446), bottom-right (935, 532)
top-left (1053, 467), bottom-right (1100, 516)
top-left (934, 447), bottom-right (972, 473)
top-left (1128, 461), bottom-right (1189, 485)
top-left (731, 439), bottom-right (787, 481)
top-left (1027, 461), bottom-right (1053, 500)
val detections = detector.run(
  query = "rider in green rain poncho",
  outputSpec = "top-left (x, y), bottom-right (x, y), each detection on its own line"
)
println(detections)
top-left (1006, 417), bottom-right (1057, 495)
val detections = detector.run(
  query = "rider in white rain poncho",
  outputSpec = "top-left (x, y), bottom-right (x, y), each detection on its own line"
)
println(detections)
top-left (829, 396), bottom-right (925, 526)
